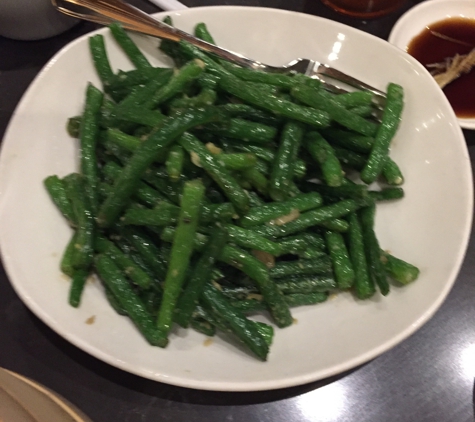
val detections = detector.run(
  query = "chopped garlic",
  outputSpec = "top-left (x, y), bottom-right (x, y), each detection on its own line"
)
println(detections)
top-left (194, 58), bottom-right (206, 69)
top-left (271, 209), bottom-right (300, 226)
top-left (205, 142), bottom-right (222, 155)
top-left (190, 151), bottom-right (202, 167)
top-left (211, 280), bottom-right (222, 291)
top-left (246, 293), bottom-right (263, 301)
top-left (252, 250), bottom-right (275, 268)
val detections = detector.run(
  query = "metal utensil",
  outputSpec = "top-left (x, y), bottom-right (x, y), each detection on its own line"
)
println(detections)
top-left (52, 0), bottom-right (386, 107)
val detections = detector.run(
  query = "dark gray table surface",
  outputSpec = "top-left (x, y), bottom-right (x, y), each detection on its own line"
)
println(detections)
top-left (1, 1), bottom-right (475, 421)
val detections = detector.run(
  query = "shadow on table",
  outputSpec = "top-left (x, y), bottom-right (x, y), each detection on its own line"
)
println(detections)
top-left (31, 312), bottom-right (361, 405)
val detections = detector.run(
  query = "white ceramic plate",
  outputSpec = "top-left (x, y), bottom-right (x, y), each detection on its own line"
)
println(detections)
top-left (0, 368), bottom-right (92, 422)
top-left (388, 0), bottom-right (475, 130)
top-left (0, 7), bottom-right (472, 391)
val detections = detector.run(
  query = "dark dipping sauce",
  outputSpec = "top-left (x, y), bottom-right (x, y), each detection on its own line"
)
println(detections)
top-left (407, 17), bottom-right (475, 119)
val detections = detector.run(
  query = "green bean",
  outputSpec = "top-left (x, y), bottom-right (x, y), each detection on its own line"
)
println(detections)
top-left (291, 84), bottom-right (378, 136)
top-left (289, 292), bottom-right (328, 307)
top-left (169, 88), bottom-right (217, 109)
top-left (231, 143), bottom-right (276, 162)
top-left (369, 187), bottom-right (404, 201)
top-left (318, 218), bottom-right (350, 232)
top-left (199, 118), bottom-right (278, 144)
top-left (67, 116), bottom-right (81, 138)
top-left (246, 190), bottom-right (266, 207)
top-left (349, 104), bottom-right (375, 118)
top-left (225, 224), bottom-right (283, 255)
top-left (222, 276), bottom-right (333, 296)
top-left (251, 158), bottom-right (268, 175)
top-left (107, 68), bottom-right (173, 91)
top-left (141, 168), bottom-right (184, 205)
top-left (361, 83), bottom-right (404, 184)
top-left (44, 175), bottom-right (76, 226)
top-left (216, 153), bottom-right (257, 170)
top-left (95, 235), bottom-right (153, 289)
top-left (122, 202), bottom-right (178, 226)
top-left (347, 212), bottom-right (375, 299)
top-left (161, 228), bottom-right (292, 328)
top-left (228, 298), bottom-right (266, 313)
top-left (89, 34), bottom-right (114, 87)
top-left (219, 103), bottom-right (282, 126)
top-left (159, 16), bottom-right (189, 68)
top-left (201, 283), bottom-right (270, 360)
top-left (197, 73), bottom-right (219, 90)
top-left (166, 144), bottom-right (185, 182)
top-left (175, 226), bottom-right (227, 328)
top-left (80, 83), bottom-right (103, 213)
top-left (277, 234), bottom-right (318, 255)
top-left (60, 232), bottom-right (78, 278)
top-left (202, 308), bottom-right (266, 344)
top-left (230, 292), bottom-right (328, 313)
top-left (359, 204), bottom-right (389, 295)
top-left (320, 128), bottom-right (374, 154)
top-left (333, 146), bottom-right (367, 170)
top-left (194, 22), bottom-right (216, 44)
top-left (109, 23), bottom-right (152, 69)
top-left (137, 289), bottom-right (161, 316)
top-left (217, 72), bottom-right (331, 128)
top-left (121, 228), bottom-right (168, 279)
top-left (178, 132), bottom-right (250, 214)
top-left (104, 128), bottom-right (143, 153)
top-left (126, 201), bottom-right (235, 226)
top-left (331, 90), bottom-right (374, 108)
top-left (380, 250), bottom-right (420, 285)
top-left (201, 202), bottom-right (236, 222)
top-left (190, 317), bottom-right (216, 336)
top-left (101, 161), bottom-right (171, 208)
top-left (119, 78), bottom-right (170, 109)
top-left (143, 60), bottom-right (205, 110)
top-left (68, 269), bottom-right (89, 308)
top-left (253, 198), bottom-right (370, 238)
top-left (241, 167), bottom-right (268, 196)
top-left (382, 157), bottom-right (404, 186)
top-left (220, 61), bottom-right (302, 89)
top-left (97, 107), bottom-right (222, 228)
top-left (240, 192), bottom-right (323, 228)
top-left (219, 246), bottom-right (292, 328)
top-left (63, 174), bottom-right (94, 270)
top-left (269, 121), bottom-right (305, 201)
top-left (157, 179), bottom-right (205, 336)
top-left (108, 106), bottom-right (166, 128)
top-left (99, 99), bottom-right (135, 130)
top-left (270, 258), bottom-right (332, 278)
top-left (325, 230), bottom-right (354, 290)
top-left (308, 181), bottom-right (369, 200)
top-left (280, 232), bottom-right (326, 253)
top-left (299, 247), bottom-right (328, 260)
top-left (293, 159), bottom-right (306, 179)
top-left (104, 286), bottom-right (128, 316)
top-left (306, 132), bottom-right (344, 187)
top-left (275, 275), bottom-right (337, 294)
top-left (94, 254), bottom-right (168, 347)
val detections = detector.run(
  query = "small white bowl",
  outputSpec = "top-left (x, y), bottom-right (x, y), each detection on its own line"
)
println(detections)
top-left (389, 0), bottom-right (475, 130)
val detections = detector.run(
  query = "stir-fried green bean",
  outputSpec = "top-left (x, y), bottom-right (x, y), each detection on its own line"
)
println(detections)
top-left (44, 21), bottom-right (419, 361)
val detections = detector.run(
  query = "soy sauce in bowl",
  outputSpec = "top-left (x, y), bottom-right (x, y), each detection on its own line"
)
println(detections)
top-left (407, 17), bottom-right (475, 119)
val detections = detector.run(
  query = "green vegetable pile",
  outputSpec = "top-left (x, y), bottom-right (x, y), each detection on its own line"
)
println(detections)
top-left (44, 19), bottom-right (420, 361)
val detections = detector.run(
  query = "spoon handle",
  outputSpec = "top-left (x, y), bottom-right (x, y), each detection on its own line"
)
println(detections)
top-left (53, 0), bottom-right (254, 67)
